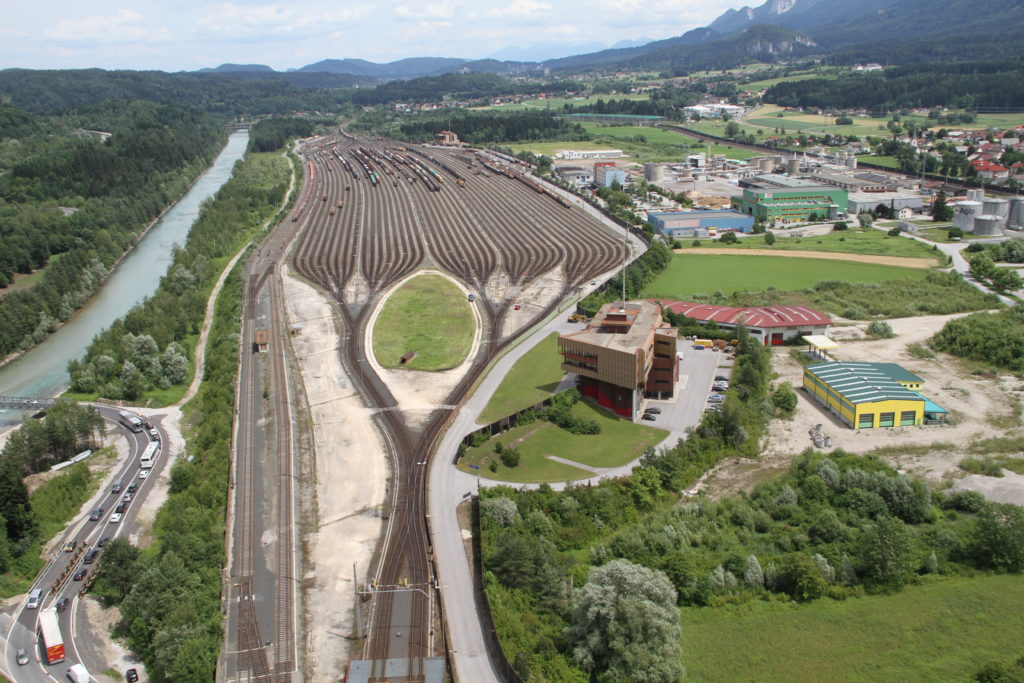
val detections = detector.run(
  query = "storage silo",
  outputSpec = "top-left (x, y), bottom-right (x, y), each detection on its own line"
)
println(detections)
top-left (983, 197), bottom-right (1009, 226)
top-left (845, 155), bottom-right (858, 169)
top-left (966, 189), bottom-right (985, 202)
top-left (1008, 197), bottom-right (1024, 229)
top-left (973, 215), bottom-right (1004, 236)
top-left (786, 158), bottom-right (800, 175)
top-left (954, 200), bottom-right (982, 232)
top-left (644, 163), bottom-right (665, 183)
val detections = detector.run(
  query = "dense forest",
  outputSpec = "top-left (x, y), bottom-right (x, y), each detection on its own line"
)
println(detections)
top-left (248, 116), bottom-right (327, 153)
top-left (0, 100), bottom-right (225, 360)
top-left (765, 62), bottom-right (1024, 111)
top-left (0, 69), bottom-right (353, 118)
top-left (394, 110), bottom-right (588, 145)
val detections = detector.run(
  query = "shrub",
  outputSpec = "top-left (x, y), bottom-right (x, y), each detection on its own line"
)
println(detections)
top-left (500, 448), bottom-right (521, 468)
top-left (719, 231), bottom-right (739, 244)
top-left (907, 343), bottom-right (936, 359)
top-left (888, 227), bottom-right (902, 237)
top-left (867, 321), bottom-right (895, 338)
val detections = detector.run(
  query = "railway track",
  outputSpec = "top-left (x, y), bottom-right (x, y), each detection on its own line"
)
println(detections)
top-left (290, 133), bottom-right (627, 678)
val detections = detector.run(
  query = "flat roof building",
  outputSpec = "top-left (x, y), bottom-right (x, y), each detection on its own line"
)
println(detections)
top-left (847, 191), bottom-right (924, 216)
top-left (732, 174), bottom-right (848, 224)
top-left (560, 301), bottom-right (679, 419)
top-left (649, 209), bottom-right (755, 237)
top-left (802, 361), bottom-right (946, 429)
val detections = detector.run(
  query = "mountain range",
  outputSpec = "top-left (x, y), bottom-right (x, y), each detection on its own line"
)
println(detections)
top-left (199, 0), bottom-right (1024, 81)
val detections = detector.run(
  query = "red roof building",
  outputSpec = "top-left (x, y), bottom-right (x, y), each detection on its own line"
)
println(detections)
top-left (653, 300), bottom-right (831, 345)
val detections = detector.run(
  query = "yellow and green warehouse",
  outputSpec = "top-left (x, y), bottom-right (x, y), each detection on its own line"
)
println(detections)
top-left (802, 362), bottom-right (945, 429)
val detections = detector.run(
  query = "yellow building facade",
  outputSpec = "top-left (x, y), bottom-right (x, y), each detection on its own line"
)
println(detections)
top-left (803, 362), bottom-right (929, 429)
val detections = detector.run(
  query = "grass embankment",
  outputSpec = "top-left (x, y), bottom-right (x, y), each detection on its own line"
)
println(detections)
top-left (680, 575), bottom-right (1024, 682)
top-left (678, 228), bottom-right (943, 264)
top-left (478, 333), bottom-right (564, 424)
top-left (643, 254), bottom-right (929, 299)
top-left (373, 274), bottom-right (474, 371)
top-left (459, 400), bottom-right (666, 483)
top-left (0, 460), bottom-right (101, 597)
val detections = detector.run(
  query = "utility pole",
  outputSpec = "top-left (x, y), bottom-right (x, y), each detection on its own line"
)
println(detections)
top-left (353, 563), bottom-right (363, 640)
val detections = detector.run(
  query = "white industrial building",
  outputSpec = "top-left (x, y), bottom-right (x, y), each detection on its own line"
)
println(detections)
top-left (555, 149), bottom-right (625, 160)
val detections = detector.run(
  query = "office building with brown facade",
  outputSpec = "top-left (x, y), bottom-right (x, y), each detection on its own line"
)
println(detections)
top-left (559, 301), bottom-right (679, 420)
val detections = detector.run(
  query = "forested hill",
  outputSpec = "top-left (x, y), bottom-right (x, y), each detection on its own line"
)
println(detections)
top-left (0, 100), bottom-right (225, 360)
top-left (765, 61), bottom-right (1024, 110)
top-left (0, 69), bottom-right (358, 117)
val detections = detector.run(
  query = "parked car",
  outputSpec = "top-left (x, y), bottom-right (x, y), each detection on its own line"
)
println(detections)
top-left (73, 568), bottom-right (88, 581)
top-left (126, 670), bottom-right (139, 683)
top-left (645, 407), bottom-right (662, 415)
top-left (641, 413), bottom-right (657, 421)
top-left (713, 383), bottom-right (729, 392)
top-left (715, 375), bottom-right (729, 382)
top-left (708, 395), bottom-right (725, 404)
top-left (56, 597), bottom-right (69, 613)
top-left (692, 345), bottom-right (705, 350)
top-left (109, 513), bottom-right (123, 524)
top-left (64, 541), bottom-right (77, 553)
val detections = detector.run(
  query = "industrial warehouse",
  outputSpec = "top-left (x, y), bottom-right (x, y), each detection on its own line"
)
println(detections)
top-left (802, 361), bottom-right (947, 429)
top-left (656, 301), bottom-right (832, 345)
top-left (559, 300), bottom-right (679, 420)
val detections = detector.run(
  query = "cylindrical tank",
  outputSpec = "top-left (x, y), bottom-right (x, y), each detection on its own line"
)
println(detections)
top-left (644, 163), bottom-right (665, 183)
top-left (845, 155), bottom-right (858, 169)
top-left (953, 201), bottom-right (982, 231)
top-left (973, 215), bottom-right (1004, 236)
top-left (966, 189), bottom-right (985, 202)
top-left (1009, 197), bottom-right (1024, 229)
top-left (983, 198), bottom-right (1009, 224)
top-left (786, 158), bottom-right (800, 175)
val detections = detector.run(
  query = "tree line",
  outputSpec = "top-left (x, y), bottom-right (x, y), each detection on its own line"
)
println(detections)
top-left (395, 110), bottom-right (588, 145)
top-left (930, 305), bottom-right (1024, 372)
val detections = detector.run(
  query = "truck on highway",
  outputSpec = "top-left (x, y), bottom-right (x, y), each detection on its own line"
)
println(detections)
top-left (39, 607), bottom-right (65, 664)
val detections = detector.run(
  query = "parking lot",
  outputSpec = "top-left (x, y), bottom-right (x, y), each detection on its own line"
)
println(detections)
top-left (641, 339), bottom-right (732, 442)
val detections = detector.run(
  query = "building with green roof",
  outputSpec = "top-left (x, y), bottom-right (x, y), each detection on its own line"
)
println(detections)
top-left (802, 361), bottom-right (944, 429)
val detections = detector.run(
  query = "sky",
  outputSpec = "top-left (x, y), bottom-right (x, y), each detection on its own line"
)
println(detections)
top-left (3, 0), bottom-right (745, 71)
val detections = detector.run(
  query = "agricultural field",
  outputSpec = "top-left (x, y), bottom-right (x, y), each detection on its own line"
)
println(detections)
top-left (459, 399), bottom-right (666, 483)
top-left (476, 93), bottom-right (650, 112)
top-left (677, 228), bottom-right (945, 264)
top-left (741, 71), bottom-right (838, 91)
top-left (580, 124), bottom-right (763, 161)
top-left (372, 273), bottom-right (475, 371)
top-left (478, 333), bottom-right (564, 424)
top-left (642, 253), bottom-right (929, 299)
top-left (743, 104), bottom-right (892, 138)
top-left (679, 575), bottom-right (1024, 682)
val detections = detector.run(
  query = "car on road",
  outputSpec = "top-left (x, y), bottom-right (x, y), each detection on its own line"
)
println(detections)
top-left (89, 507), bottom-right (104, 521)
top-left (122, 492), bottom-right (134, 503)
top-left (73, 568), bottom-right (88, 581)
top-left (126, 670), bottom-right (139, 683)
top-left (16, 648), bottom-right (28, 666)
top-left (590, 280), bottom-right (597, 285)
top-left (56, 597), bottom-right (69, 613)
top-left (98, 536), bottom-right (110, 547)
top-left (645, 407), bottom-right (662, 415)
top-left (148, 428), bottom-right (160, 441)
top-left (109, 512), bottom-right (123, 524)
top-left (138, 470), bottom-right (150, 479)
top-left (127, 481), bottom-right (139, 493)
top-left (64, 541), bottom-right (77, 553)
top-left (641, 413), bottom-right (657, 421)
top-left (115, 502), bottom-right (128, 514)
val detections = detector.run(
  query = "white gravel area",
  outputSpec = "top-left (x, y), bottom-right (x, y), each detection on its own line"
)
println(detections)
top-left (281, 266), bottom-right (388, 679)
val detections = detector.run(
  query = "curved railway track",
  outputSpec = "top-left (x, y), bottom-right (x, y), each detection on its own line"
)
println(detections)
top-left (290, 133), bottom-right (627, 677)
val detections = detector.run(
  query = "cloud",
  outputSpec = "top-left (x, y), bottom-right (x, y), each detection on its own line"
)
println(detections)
top-left (394, 1), bottom-right (459, 20)
top-left (485, 0), bottom-right (553, 19)
top-left (45, 9), bottom-right (168, 44)
top-left (198, 3), bottom-right (373, 36)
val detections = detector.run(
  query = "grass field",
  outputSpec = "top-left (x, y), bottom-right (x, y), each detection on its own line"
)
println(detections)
top-left (460, 399), bottom-right (666, 483)
top-left (373, 274), bottom-right (475, 371)
top-left (479, 333), bottom-right (564, 424)
top-left (677, 228), bottom-right (944, 264)
top-left (742, 71), bottom-right (837, 91)
top-left (642, 254), bottom-right (929, 299)
top-left (862, 155), bottom-right (901, 169)
top-left (474, 94), bottom-right (651, 112)
top-left (679, 575), bottom-right (1024, 682)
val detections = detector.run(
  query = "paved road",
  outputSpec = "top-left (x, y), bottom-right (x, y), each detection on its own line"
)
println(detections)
top-left (0, 406), bottom-right (165, 683)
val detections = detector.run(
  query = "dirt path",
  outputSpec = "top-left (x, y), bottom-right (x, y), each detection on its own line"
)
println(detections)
top-left (674, 247), bottom-right (936, 269)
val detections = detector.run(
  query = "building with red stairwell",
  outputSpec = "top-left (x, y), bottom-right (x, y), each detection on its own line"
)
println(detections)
top-left (559, 301), bottom-right (679, 420)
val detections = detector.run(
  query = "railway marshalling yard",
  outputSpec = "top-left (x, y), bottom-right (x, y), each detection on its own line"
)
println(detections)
top-left (269, 133), bottom-right (630, 680)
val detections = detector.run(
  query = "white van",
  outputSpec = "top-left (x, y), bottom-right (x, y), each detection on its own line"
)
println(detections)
top-left (67, 663), bottom-right (91, 683)
top-left (27, 588), bottom-right (42, 609)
